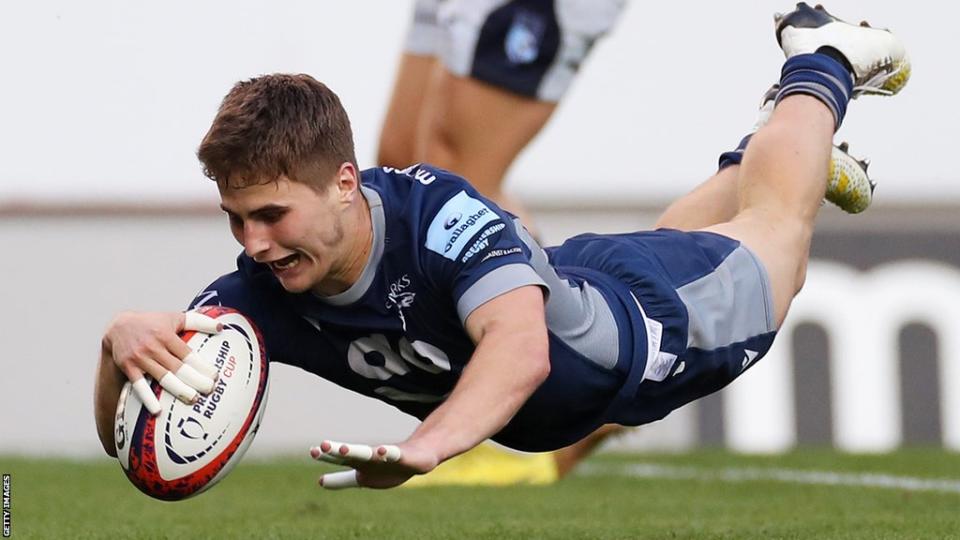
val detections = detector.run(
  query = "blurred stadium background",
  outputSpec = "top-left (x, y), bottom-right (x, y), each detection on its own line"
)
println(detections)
top-left (2, 0), bottom-right (958, 460)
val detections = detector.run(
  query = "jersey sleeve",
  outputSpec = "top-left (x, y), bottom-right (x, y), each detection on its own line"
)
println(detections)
top-left (411, 165), bottom-right (548, 323)
top-left (186, 269), bottom-right (303, 366)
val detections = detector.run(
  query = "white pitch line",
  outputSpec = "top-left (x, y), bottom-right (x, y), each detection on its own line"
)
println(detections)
top-left (579, 463), bottom-right (960, 494)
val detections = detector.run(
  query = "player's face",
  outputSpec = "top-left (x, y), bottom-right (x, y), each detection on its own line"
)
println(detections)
top-left (218, 172), bottom-right (355, 294)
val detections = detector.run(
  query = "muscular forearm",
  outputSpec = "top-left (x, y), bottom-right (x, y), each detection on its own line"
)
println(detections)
top-left (94, 340), bottom-right (123, 457)
top-left (407, 325), bottom-right (549, 462)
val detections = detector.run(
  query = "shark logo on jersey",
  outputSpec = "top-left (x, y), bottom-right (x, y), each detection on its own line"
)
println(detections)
top-left (505, 10), bottom-right (545, 64)
top-left (426, 191), bottom-right (499, 261)
top-left (386, 275), bottom-right (416, 331)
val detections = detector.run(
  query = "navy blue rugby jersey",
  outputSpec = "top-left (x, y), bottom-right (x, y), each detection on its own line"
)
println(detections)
top-left (189, 165), bottom-right (650, 452)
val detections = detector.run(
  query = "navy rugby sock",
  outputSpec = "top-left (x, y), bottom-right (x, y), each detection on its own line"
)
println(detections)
top-left (775, 52), bottom-right (854, 131)
top-left (717, 52), bottom-right (854, 169)
top-left (717, 134), bottom-right (752, 171)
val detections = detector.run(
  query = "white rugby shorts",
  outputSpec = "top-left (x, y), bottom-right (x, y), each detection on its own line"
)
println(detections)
top-left (404, 0), bottom-right (627, 101)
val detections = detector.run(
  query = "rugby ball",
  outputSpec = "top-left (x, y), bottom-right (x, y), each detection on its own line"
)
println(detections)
top-left (114, 306), bottom-right (270, 501)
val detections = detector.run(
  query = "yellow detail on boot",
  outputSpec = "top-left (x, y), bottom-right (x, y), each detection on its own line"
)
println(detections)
top-left (835, 170), bottom-right (850, 194)
top-left (826, 145), bottom-right (873, 214)
top-left (882, 60), bottom-right (912, 95)
top-left (402, 443), bottom-right (559, 487)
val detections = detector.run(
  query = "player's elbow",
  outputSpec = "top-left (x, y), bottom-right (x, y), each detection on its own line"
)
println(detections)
top-left (530, 353), bottom-right (550, 390)
top-left (94, 349), bottom-right (121, 458)
top-left (95, 408), bottom-right (118, 458)
top-left (519, 332), bottom-right (551, 390)
top-left (101, 434), bottom-right (118, 458)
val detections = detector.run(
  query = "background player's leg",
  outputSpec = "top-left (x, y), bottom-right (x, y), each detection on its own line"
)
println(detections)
top-left (416, 68), bottom-right (555, 229)
top-left (378, 53), bottom-right (440, 168)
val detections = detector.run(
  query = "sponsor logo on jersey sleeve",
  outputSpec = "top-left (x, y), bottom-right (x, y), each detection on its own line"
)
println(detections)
top-left (425, 191), bottom-right (499, 261)
top-left (460, 223), bottom-right (506, 263)
top-left (479, 246), bottom-right (523, 263)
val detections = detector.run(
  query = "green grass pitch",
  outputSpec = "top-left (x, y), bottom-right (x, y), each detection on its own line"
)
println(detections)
top-left (3, 449), bottom-right (959, 539)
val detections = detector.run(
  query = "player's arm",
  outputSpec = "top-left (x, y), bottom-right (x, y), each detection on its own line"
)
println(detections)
top-left (405, 284), bottom-right (550, 463)
top-left (94, 311), bottom-right (221, 456)
top-left (312, 284), bottom-right (549, 489)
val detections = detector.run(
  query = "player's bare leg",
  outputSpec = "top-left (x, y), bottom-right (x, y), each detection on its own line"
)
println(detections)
top-left (417, 68), bottom-right (555, 233)
top-left (558, 68), bottom-right (850, 479)
top-left (657, 166), bottom-right (741, 230)
top-left (705, 2), bottom-right (908, 325)
top-left (659, 81), bottom-right (875, 232)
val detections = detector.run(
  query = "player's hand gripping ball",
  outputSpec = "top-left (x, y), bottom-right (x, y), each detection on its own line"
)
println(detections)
top-left (114, 306), bottom-right (270, 500)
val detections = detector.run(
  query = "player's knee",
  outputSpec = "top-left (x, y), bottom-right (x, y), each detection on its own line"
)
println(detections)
top-left (775, 219), bottom-right (813, 296)
top-left (420, 126), bottom-right (457, 168)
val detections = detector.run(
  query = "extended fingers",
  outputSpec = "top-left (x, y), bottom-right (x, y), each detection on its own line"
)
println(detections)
top-left (377, 445), bottom-right (402, 463)
top-left (319, 470), bottom-right (359, 490)
top-left (310, 441), bottom-right (353, 465)
top-left (309, 441), bottom-right (402, 465)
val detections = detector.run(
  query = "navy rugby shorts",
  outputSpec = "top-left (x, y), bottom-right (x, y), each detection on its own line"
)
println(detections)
top-left (554, 228), bottom-right (779, 427)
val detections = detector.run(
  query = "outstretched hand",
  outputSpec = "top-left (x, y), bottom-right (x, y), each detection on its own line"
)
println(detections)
top-left (309, 440), bottom-right (440, 490)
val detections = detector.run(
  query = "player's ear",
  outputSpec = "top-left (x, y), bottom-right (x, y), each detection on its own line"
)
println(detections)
top-left (334, 162), bottom-right (360, 204)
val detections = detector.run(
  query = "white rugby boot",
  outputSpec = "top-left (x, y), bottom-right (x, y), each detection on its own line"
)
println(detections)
top-left (755, 84), bottom-right (876, 214)
top-left (826, 142), bottom-right (874, 214)
top-left (775, 2), bottom-right (910, 97)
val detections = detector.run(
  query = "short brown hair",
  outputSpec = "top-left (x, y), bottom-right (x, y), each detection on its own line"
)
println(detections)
top-left (197, 73), bottom-right (357, 189)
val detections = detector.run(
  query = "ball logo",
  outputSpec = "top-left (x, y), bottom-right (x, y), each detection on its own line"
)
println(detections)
top-left (115, 417), bottom-right (126, 450)
top-left (177, 417), bottom-right (208, 441)
top-left (165, 413), bottom-right (226, 464)
top-left (444, 213), bottom-right (462, 230)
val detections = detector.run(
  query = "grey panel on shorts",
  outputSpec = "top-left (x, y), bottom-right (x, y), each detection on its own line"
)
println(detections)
top-left (513, 220), bottom-right (621, 369)
top-left (677, 245), bottom-right (776, 350)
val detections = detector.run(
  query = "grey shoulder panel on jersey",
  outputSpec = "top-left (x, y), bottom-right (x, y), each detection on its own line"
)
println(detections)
top-left (456, 263), bottom-right (548, 322)
top-left (677, 244), bottom-right (776, 350)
